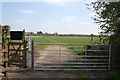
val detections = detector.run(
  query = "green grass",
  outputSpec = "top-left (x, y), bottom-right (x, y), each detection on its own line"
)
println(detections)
top-left (33, 36), bottom-right (99, 44)
top-left (64, 70), bottom-right (89, 79)
top-left (32, 36), bottom-right (120, 79)
top-left (33, 36), bottom-right (99, 50)
top-left (109, 70), bottom-right (120, 80)
top-left (68, 46), bottom-right (85, 55)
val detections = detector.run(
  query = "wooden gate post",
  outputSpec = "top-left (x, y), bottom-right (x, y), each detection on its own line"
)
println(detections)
top-left (31, 40), bottom-right (34, 70)
top-left (22, 40), bottom-right (27, 68)
top-left (1, 25), bottom-right (10, 77)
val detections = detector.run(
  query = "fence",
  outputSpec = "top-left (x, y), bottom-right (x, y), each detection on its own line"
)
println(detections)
top-left (0, 42), bottom-right (2, 61)
top-left (34, 43), bottom-right (111, 70)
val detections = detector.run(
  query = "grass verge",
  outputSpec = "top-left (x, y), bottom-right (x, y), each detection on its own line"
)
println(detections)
top-left (109, 70), bottom-right (120, 80)
top-left (64, 70), bottom-right (89, 79)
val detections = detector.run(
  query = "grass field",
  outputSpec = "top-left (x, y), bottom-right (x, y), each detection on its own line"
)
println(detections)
top-left (32, 36), bottom-right (118, 79)
top-left (32, 36), bottom-right (99, 44)
top-left (32, 36), bottom-right (100, 55)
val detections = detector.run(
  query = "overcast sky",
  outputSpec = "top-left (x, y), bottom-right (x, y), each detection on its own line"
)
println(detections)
top-left (1, 0), bottom-right (101, 35)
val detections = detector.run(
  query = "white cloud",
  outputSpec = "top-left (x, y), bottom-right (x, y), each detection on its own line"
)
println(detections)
top-left (61, 16), bottom-right (77, 22)
top-left (80, 22), bottom-right (91, 25)
top-left (42, 0), bottom-right (68, 3)
top-left (41, 0), bottom-right (72, 6)
top-left (13, 20), bottom-right (28, 24)
top-left (44, 21), bottom-right (56, 28)
top-left (41, 0), bottom-right (100, 3)
top-left (18, 9), bottom-right (35, 14)
top-left (87, 12), bottom-right (96, 17)
top-left (41, 21), bottom-right (57, 33)
top-left (2, 0), bottom-right (119, 2)
top-left (11, 19), bottom-right (31, 31)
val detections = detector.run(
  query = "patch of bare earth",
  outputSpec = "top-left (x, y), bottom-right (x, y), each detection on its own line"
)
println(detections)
top-left (34, 45), bottom-right (74, 68)
top-left (7, 45), bottom-right (79, 78)
top-left (6, 45), bottom-right (110, 79)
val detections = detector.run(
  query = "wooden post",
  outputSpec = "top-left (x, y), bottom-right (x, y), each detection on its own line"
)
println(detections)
top-left (8, 42), bottom-right (10, 66)
top-left (1, 25), bottom-right (9, 77)
top-left (21, 29), bottom-right (27, 68)
top-left (31, 40), bottom-right (34, 70)
top-left (22, 40), bottom-right (27, 68)
top-left (90, 34), bottom-right (93, 44)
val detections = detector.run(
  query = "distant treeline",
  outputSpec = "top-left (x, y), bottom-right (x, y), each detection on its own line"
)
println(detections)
top-left (56, 34), bottom-right (98, 37)
top-left (26, 32), bottom-right (99, 37)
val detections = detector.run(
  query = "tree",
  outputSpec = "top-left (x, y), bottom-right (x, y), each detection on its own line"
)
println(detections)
top-left (0, 25), bottom-right (2, 34)
top-left (90, 1), bottom-right (120, 69)
top-left (90, 2), bottom-right (120, 44)
top-left (37, 31), bottom-right (43, 34)
top-left (2, 25), bottom-right (10, 35)
top-left (53, 32), bottom-right (58, 36)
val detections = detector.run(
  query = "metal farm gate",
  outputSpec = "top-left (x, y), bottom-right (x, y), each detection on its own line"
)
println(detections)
top-left (34, 43), bottom-right (111, 70)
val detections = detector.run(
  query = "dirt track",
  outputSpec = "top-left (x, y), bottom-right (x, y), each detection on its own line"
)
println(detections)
top-left (34, 45), bottom-right (74, 68)
top-left (7, 45), bottom-right (79, 78)
top-left (6, 45), bottom-right (110, 79)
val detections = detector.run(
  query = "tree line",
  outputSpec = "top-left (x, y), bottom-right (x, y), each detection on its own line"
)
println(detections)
top-left (26, 31), bottom-right (98, 37)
